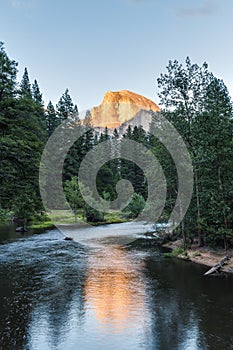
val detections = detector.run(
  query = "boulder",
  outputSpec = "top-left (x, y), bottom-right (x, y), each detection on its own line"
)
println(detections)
top-left (16, 226), bottom-right (27, 233)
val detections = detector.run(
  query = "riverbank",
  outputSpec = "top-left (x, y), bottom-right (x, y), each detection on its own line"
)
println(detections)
top-left (28, 217), bottom-right (128, 230)
top-left (163, 240), bottom-right (233, 274)
top-left (10, 210), bottom-right (128, 230)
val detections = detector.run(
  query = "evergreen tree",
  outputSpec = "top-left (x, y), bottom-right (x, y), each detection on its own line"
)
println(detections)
top-left (157, 57), bottom-right (233, 247)
top-left (0, 44), bottom-right (47, 220)
top-left (99, 126), bottom-right (110, 142)
top-left (120, 125), bottom-right (148, 200)
top-left (157, 57), bottom-right (211, 246)
top-left (56, 88), bottom-right (76, 121)
top-left (95, 126), bottom-right (120, 200)
top-left (0, 41), bottom-right (18, 102)
top-left (131, 126), bottom-right (148, 198)
top-left (195, 77), bottom-right (233, 247)
top-left (32, 79), bottom-right (43, 105)
top-left (149, 114), bottom-right (179, 233)
top-left (113, 128), bottom-right (119, 139)
top-left (73, 104), bottom-right (78, 115)
top-left (0, 95), bottom-right (46, 218)
top-left (124, 125), bottom-right (132, 139)
top-left (31, 79), bottom-right (47, 139)
top-left (64, 176), bottom-right (84, 222)
top-left (123, 193), bottom-right (146, 218)
top-left (19, 67), bottom-right (32, 98)
top-left (46, 101), bottom-right (60, 136)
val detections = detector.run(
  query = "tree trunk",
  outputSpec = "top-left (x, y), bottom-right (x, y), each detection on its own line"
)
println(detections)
top-left (194, 169), bottom-right (202, 247)
top-left (178, 192), bottom-right (186, 249)
top-left (23, 217), bottom-right (27, 231)
top-left (181, 220), bottom-right (186, 250)
top-left (74, 204), bottom-right (77, 223)
top-left (217, 159), bottom-right (228, 251)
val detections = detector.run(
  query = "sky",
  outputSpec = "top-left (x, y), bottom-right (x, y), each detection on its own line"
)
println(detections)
top-left (1, 0), bottom-right (233, 111)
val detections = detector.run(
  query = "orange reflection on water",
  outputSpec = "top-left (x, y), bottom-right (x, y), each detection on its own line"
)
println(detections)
top-left (84, 246), bottom-right (147, 332)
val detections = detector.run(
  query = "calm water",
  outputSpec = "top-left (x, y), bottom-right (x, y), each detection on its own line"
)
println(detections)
top-left (0, 224), bottom-right (233, 350)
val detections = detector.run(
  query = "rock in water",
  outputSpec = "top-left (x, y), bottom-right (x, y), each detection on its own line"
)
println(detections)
top-left (16, 226), bottom-right (27, 233)
top-left (64, 237), bottom-right (73, 241)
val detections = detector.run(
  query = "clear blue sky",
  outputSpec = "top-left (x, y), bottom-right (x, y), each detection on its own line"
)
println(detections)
top-left (1, 0), bottom-right (233, 111)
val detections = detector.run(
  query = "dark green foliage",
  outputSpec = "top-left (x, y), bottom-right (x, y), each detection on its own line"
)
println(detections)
top-left (19, 67), bottom-right (32, 98)
top-left (164, 247), bottom-right (188, 258)
top-left (123, 193), bottom-right (145, 218)
top-left (56, 88), bottom-right (76, 121)
top-left (83, 204), bottom-right (104, 222)
top-left (148, 128), bottom-right (177, 221)
top-left (0, 208), bottom-right (10, 222)
top-left (64, 176), bottom-right (84, 222)
top-left (0, 95), bottom-right (46, 219)
top-left (45, 101), bottom-right (60, 136)
top-left (157, 57), bottom-right (233, 247)
top-left (121, 125), bottom-right (148, 199)
top-left (32, 79), bottom-right (43, 105)
top-left (96, 160), bottom-right (121, 201)
top-left (0, 44), bottom-right (48, 220)
top-left (81, 183), bottom-right (104, 223)
top-left (0, 42), bottom-right (18, 101)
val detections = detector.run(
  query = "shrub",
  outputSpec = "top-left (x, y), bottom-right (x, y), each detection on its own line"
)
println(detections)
top-left (0, 209), bottom-right (10, 222)
top-left (83, 204), bottom-right (104, 223)
top-left (123, 193), bottom-right (145, 219)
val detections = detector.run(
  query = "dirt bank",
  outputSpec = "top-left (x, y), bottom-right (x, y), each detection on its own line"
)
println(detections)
top-left (163, 240), bottom-right (233, 274)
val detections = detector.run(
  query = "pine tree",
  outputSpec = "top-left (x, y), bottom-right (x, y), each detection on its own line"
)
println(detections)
top-left (157, 57), bottom-right (233, 247)
top-left (124, 125), bottom-right (132, 139)
top-left (32, 79), bottom-right (43, 105)
top-left (73, 104), bottom-right (78, 115)
top-left (56, 88), bottom-right (76, 121)
top-left (19, 67), bottom-right (32, 98)
top-left (46, 101), bottom-right (60, 136)
top-left (113, 128), bottom-right (119, 139)
top-left (99, 126), bottom-right (110, 142)
top-left (195, 77), bottom-right (233, 248)
top-left (0, 45), bottom-right (47, 219)
top-left (157, 57), bottom-right (211, 246)
top-left (131, 125), bottom-right (148, 198)
top-left (149, 115), bottom-right (178, 226)
top-left (64, 176), bottom-right (84, 222)
top-left (0, 41), bottom-right (18, 102)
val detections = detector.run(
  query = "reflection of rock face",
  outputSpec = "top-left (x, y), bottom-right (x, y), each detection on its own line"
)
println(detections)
top-left (88, 90), bottom-right (160, 130)
top-left (84, 247), bottom-right (147, 332)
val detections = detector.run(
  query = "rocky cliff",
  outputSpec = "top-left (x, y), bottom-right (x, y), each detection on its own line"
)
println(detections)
top-left (85, 90), bottom-right (160, 131)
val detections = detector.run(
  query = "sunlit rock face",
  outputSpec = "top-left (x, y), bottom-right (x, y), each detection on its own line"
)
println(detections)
top-left (87, 90), bottom-right (160, 132)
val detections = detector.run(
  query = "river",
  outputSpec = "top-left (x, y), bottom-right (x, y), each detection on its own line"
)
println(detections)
top-left (0, 223), bottom-right (233, 350)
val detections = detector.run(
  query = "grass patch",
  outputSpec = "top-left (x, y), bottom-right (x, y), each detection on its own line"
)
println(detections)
top-left (28, 221), bottom-right (54, 229)
top-left (90, 212), bottom-right (128, 226)
top-left (29, 210), bottom-right (128, 229)
top-left (104, 212), bottom-right (128, 224)
top-left (163, 247), bottom-right (189, 259)
top-left (163, 252), bottom-right (173, 258)
top-left (192, 251), bottom-right (202, 257)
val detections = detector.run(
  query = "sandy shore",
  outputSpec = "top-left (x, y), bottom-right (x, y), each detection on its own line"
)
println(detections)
top-left (163, 240), bottom-right (233, 274)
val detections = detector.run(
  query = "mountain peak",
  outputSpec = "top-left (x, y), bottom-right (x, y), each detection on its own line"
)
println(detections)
top-left (89, 90), bottom-right (160, 129)
top-left (102, 90), bottom-right (160, 111)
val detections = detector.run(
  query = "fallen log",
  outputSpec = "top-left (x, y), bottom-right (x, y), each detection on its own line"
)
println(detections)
top-left (204, 255), bottom-right (231, 276)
